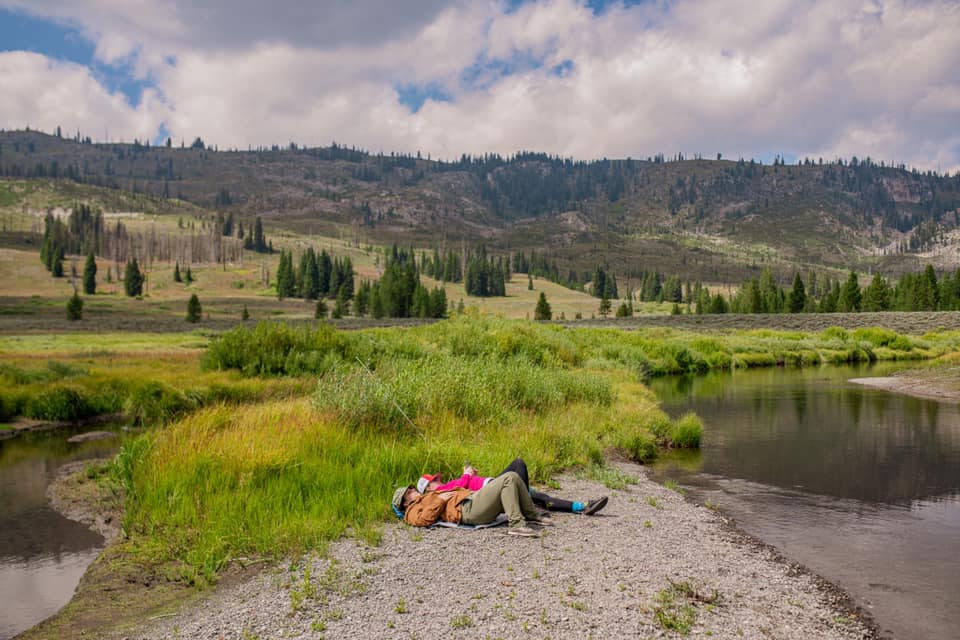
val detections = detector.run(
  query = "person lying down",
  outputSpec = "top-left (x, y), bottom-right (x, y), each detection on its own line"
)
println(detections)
top-left (420, 458), bottom-right (607, 516)
top-left (391, 459), bottom-right (608, 538)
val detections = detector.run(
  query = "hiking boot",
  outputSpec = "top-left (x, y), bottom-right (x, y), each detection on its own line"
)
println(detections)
top-left (583, 496), bottom-right (608, 515)
top-left (506, 525), bottom-right (540, 538)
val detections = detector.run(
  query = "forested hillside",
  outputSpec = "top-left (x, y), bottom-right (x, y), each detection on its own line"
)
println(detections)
top-left (2, 129), bottom-right (959, 285)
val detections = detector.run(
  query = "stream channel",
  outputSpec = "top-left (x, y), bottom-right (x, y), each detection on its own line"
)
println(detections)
top-left (0, 424), bottom-right (126, 640)
top-left (1, 365), bottom-right (958, 639)
top-left (648, 363), bottom-right (960, 640)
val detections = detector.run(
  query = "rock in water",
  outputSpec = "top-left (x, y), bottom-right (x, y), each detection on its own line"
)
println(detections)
top-left (67, 431), bottom-right (117, 443)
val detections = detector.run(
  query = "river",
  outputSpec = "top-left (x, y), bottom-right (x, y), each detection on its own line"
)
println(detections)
top-left (648, 364), bottom-right (960, 640)
top-left (0, 426), bottom-right (123, 640)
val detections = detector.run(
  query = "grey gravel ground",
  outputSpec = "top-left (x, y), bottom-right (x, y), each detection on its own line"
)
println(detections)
top-left (134, 462), bottom-right (875, 640)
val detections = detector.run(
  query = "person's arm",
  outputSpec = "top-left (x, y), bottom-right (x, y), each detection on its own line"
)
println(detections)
top-left (432, 473), bottom-right (472, 492)
top-left (404, 495), bottom-right (444, 527)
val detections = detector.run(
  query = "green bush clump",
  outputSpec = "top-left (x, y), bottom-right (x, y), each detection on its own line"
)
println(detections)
top-left (820, 326), bottom-right (849, 341)
top-left (622, 432), bottom-right (658, 463)
top-left (0, 389), bottom-right (21, 421)
top-left (852, 327), bottom-right (913, 351)
top-left (669, 413), bottom-right (703, 448)
top-left (314, 355), bottom-right (612, 430)
top-left (26, 385), bottom-right (96, 421)
top-left (124, 380), bottom-right (197, 425)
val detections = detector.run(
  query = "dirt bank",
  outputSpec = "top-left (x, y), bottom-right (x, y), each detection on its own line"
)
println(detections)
top-left (850, 365), bottom-right (960, 403)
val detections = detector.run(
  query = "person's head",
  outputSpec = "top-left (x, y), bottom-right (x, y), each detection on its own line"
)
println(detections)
top-left (417, 473), bottom-right (442, 493)
top-left (392, 485), bottom-right (421, 515)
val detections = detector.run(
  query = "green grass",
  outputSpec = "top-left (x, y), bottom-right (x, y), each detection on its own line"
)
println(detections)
top-left (103, 316), bottom-right (960, 582)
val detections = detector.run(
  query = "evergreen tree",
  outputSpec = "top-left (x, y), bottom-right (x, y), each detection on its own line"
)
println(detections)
top-left (173, 261), bottom-right (182, 283)
top-left (862, 274), bottom-right (892, 311)
top-left (708, 292), bottom-right (729, 314)
top-left (534, 292), bottom-right (552, 320)
top-left (276, 250), bottom-right (295, 299)
top-left (66, 291), bottom-right (83, 321)
top-left (123, 258), bottom-right (144, 296)
top-left (598, 292), bottom-right (612, 318)
top-left (429, 287), bottom-right (448, 318)
top-left (787, 272), bottom-right (806, 313)
top-left (185, 266), bottom-right (194, 284)
top-left (838, 271), bottom-right (862, 312)
top-left (241, 305), bottom-right (250, 321)
top-left (528, 273), bottom-right (533, 290)
top-left (616, 302), bottom-right (632, 317)
top-left (354, 280), bottom-right (371, 317)
top-left (315, 299), bottom-right (328, 319)
top-left (82, 252), bottom-right (97, 294)
top-left (186, 294), bottom-right (202, 323)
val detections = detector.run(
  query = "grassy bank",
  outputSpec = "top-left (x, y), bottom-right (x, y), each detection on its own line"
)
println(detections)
top-left (0, 338), bottom-right (311, 424)
top-left (101, 317), bottom-right (960, 587)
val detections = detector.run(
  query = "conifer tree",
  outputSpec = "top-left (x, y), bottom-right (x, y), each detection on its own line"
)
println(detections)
top-left (315, 299), bottom-right (328, 319)
top-left (598, 292), bottom-right (612, 318)
top-left (862, 273), bottom-right (892, 311)
top-left (241, 305), bottom-right (250, 321)
top-left (185, 266), bottom-right (194, 284)
top-left (276, 251), bottom-right (295, 300)
top-left (838, 271), bottom-right (862, 312)
top-left (123, 258), bottom-right (144, 296)
top-left (534, 292), bottom-right (552, 320)
top-left (66, 291), bottom-right (83, 321)
top-left (787, 272), bottom-right (806, 313)
top-left (186, 294), bottom-right (202, 323)
top-left (173, 261), bottom-right (182, 283)
top-left (82, 252), bottom-right (97, 295)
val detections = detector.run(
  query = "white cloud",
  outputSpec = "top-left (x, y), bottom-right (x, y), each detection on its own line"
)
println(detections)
top-left (0, 51), bottom-right (161, 141)
top-left (0, 0), bottom-right (958, 171)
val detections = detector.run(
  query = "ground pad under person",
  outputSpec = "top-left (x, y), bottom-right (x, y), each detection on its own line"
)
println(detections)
top-left (428, 513), bottom-right (509, 530)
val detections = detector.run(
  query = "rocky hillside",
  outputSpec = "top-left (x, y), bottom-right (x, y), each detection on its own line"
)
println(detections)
top-left (2, 129), bottom-right (958, 282)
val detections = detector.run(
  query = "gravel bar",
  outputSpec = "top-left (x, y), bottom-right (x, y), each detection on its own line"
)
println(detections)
top-left (133, 462), bottom-right (876, 640)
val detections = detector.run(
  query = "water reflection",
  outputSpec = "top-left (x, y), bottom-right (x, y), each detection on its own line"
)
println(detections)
top-left (0, 427), bottom-right (121, 640)
top-left (650, 366), bottom-right (960, 505)
top-left (649, 364), bottom-right (960, 640)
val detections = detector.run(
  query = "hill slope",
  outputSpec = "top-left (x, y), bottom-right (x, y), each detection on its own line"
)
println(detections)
top-left (2, 130), bottom-right (959, 283)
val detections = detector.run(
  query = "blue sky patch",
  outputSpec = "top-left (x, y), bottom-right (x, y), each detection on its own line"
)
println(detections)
top-left (395, 81), bottom-right (452, 113)
top-left (0, 7), bottom-right (154, 107)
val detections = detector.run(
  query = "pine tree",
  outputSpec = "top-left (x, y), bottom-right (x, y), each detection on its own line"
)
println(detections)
top-left (173, 261), bottom-right (182, 283)
top-left (787, 273), bottom-right (806, 313)
top-left (185, 266), bottom-right (194, 284)
top-left (82, 252), bottom-right (97, 294)
top-left (527, 273), bottom-right (533, 290)
top-left (241, 305), bottom-right (250, 321)
top-left (66, 291), bottom-right (83, 321)
top-left (276, 250), bottom-right (295, 300)
top-left (186, 294), bottom-right (202, 323)
top-left (534, 292), bottom-right (552, 320)
top-left (598, 292), bottom-right (612, 318)
top-left (862, 274), bottom-right (891, 311)
top-left (838, 271), bottom-right (862, 312)
top-left (315, 299), bottom-right (328, 319)
top-left (123, 258), bottom-right (144, 297)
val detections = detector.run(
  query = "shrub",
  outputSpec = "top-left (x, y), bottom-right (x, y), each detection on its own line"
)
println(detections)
top-left (669, 413), bottom-right (703, 448)
top-left (124, 380), bottom-right (196, 425)
top-left (26, 385), bottom-right (95, 421)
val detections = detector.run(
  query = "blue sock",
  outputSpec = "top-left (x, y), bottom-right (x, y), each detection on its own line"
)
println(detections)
top-left (572, 502), bottom-right (584, 513)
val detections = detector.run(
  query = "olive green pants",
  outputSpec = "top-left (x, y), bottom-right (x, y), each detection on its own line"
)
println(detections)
top-left (460, 471), bottom-right (539, 527)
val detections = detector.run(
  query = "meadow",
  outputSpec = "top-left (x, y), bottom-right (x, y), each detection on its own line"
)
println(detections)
top-left (3, 316), bottom-right (957, 590)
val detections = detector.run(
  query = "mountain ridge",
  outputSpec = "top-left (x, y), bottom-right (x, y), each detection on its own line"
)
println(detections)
top-left (2, 129), bottom-right (959, 284)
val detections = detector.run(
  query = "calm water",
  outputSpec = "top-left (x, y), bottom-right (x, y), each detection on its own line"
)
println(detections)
top-left (648, 365), bottom-right (960, 640)
top-left (0, 427), bottom-right (122, 640)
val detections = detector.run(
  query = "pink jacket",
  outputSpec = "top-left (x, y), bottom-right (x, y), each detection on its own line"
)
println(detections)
top-left (433, 473), bottom-right (490, 492)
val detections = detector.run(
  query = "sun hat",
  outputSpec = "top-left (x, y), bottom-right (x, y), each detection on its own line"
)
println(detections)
top-left (417, 473), bottom-right (441, 494)
top-left (392, 485), bottom-right (414, 515)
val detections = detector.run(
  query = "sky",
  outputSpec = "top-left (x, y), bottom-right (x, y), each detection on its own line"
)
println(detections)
top-left (0, 0), bottom-right (958, 171)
